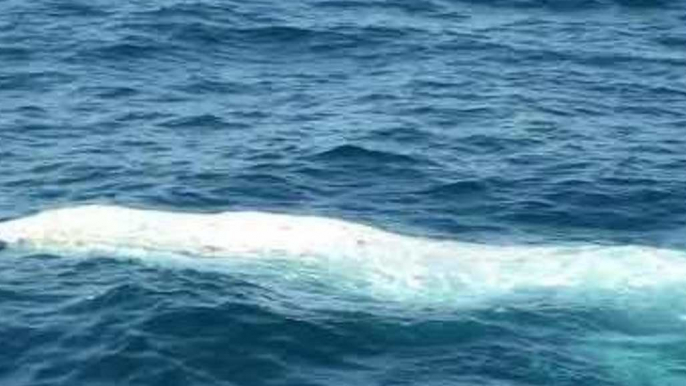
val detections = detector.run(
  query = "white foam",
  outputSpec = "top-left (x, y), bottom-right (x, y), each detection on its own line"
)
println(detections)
top-left (1, 205), bottom-right (686, 302)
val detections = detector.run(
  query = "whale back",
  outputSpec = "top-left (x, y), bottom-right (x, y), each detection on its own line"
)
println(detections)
top-left (3, 205), bottom-right (686, 305)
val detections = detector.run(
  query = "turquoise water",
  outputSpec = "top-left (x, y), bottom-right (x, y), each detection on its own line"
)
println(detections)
top-left (2, 0), bottom-right (686, 385)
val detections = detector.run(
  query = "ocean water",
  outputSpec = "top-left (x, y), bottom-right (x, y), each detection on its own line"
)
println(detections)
top-left (2, 0), bottom-right (686, 385)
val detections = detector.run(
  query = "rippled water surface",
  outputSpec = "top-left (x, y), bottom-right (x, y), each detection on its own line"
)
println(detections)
top-left (2, 0), bottom-right (686, 385)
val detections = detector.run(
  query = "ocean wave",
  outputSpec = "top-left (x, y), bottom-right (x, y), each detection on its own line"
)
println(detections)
top-left (454, 0), bottom-right (673, 10)
top-left (420, 180), bottom-right (491, 198)
top-left (309, 144), bottom-right (423, 165)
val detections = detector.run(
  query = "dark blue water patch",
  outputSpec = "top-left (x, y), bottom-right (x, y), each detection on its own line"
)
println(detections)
top-left (456, 0), bottom-right (676, 10)
top-left (69, 36), bottom-right (178, 65)
top-left (85, 85), bottom-right (141, 99)
top-left (4, 251), bottom-right (684, 386)
top-left (309, 144), bottom-right (424, 166)
top-left (160, 114), bottom-right (236, 131)
top-left (0, 45), bottom-right (33, 62)
top-left (316, 0), bottom-right (452, 16)
top-left (420, 179), bottom-right (493, 201)
top-left (0, 71), bottom-right (76, 92)
top-left (113, 17), bottom-right (420, 62)
top-left (655, 33), bottom-right (686, 48)
top-left (32, 0), bottom-right (113, 18)
top-left (172, 77), bottom-right (258, 97)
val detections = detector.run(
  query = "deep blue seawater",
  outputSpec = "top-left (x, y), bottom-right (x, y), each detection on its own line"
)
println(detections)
top-left (2, 0), bottom-right (686, 385)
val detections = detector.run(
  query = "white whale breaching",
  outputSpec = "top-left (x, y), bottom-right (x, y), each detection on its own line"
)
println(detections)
top-left (2, 205), bottom-right (686, 300)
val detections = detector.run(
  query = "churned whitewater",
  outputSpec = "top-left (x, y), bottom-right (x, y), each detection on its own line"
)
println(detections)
top-left (2, 0), bottom-right (686, 385)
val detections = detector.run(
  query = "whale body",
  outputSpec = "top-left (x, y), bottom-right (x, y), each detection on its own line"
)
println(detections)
top-left (2, 205), bottom-right (686, 297)
top-left (0, 205), bottom-right (423, 259)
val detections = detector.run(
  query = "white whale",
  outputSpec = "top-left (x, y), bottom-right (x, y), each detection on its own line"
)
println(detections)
top-left (0, 204), bottom-right (422, 259)
top-left (1, 205), bottom-right (686, 299)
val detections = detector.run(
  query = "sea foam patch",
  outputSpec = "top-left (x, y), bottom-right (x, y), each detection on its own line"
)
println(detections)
top-left (1, 205), bottom-right (685, 303)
